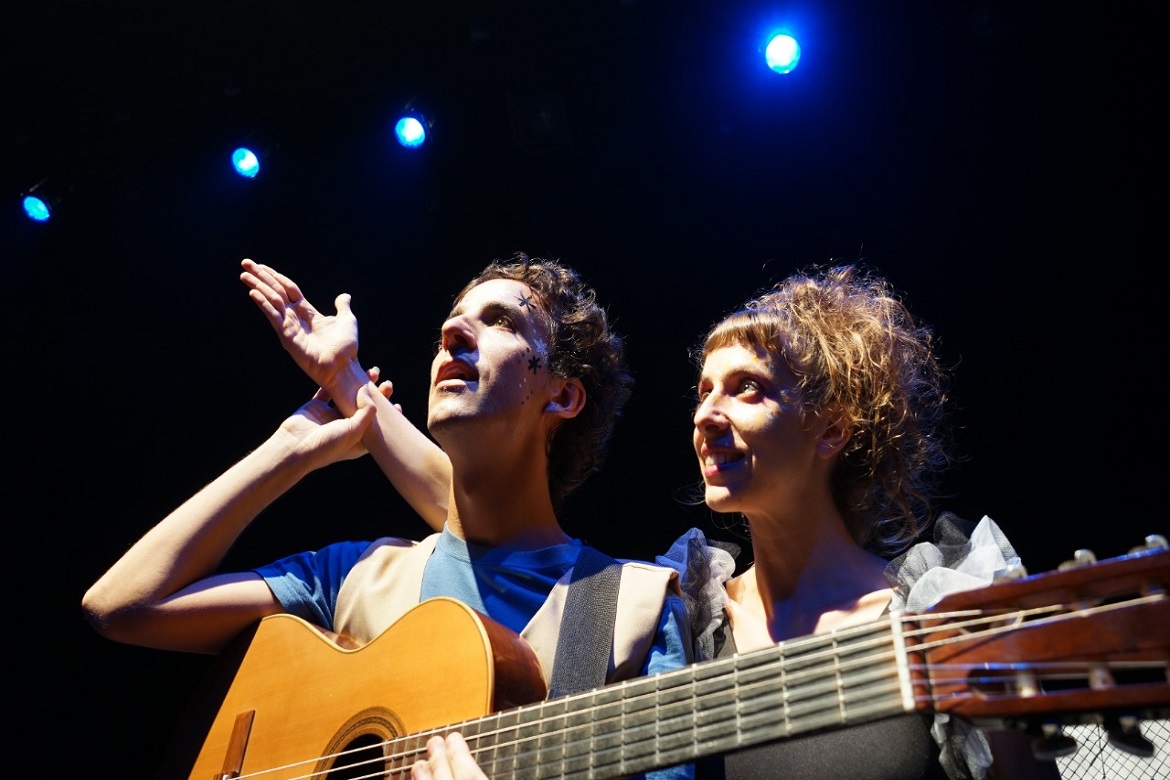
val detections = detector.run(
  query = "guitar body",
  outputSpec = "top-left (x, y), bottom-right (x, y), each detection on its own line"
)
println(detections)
top-left (159, 598), bottom-right (547, 780)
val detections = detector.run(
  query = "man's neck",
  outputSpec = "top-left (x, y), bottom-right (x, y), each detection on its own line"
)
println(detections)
top-left (436, 418), bottom-right (570, 548)
top-left (443, 480), bottom-right (569, 549)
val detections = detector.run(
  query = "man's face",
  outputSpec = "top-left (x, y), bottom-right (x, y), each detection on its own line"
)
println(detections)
top-left (427, 277), bottom-right (557, 437)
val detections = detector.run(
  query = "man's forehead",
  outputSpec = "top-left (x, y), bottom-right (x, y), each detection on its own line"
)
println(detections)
top-left (451, 277), bottom-right (544, 315)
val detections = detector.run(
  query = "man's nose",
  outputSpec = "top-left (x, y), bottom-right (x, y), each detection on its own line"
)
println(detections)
top-left (440, 316), bottom-right (475, 353)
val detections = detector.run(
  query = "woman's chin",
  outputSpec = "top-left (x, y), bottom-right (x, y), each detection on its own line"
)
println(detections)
top-left (704, 489), bottom-right (739, 514)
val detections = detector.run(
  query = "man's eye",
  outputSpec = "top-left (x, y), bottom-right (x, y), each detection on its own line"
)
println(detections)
top-left (493, 315), bottom-right (516, 330)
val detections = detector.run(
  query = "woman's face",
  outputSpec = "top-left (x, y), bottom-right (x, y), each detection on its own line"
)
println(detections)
top-left (692, 342), bottom-right (824, 516)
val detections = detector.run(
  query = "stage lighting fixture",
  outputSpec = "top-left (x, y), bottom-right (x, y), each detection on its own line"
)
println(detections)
top-left (394, 115), bottom-right (429, 149)
top-left (765, 33), bottom-right (801, 74)
top-left (20, 178), bottom-right (70, 223)
top-left (231, 146), bottom-right (262, 178)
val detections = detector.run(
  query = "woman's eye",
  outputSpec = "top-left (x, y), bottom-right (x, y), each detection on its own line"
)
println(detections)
top-left (737, 379), bottom-right (761, 395)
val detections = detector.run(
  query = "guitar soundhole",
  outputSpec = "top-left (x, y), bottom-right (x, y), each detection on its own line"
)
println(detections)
top-left (327, 734), bottom-right (389, 780)
top-left (317, 706), bottom-right (406, 779)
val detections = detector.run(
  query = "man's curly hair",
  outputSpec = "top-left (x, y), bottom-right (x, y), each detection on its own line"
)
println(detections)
top-left (694, 263), bottom-right (954, 556)
top-left (454, 252), bottom-right (633, 510)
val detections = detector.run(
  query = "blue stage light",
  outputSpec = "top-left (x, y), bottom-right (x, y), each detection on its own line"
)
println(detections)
top-left (395, 116), bottom-right (426, 149)
top-left (20, 178), bottom-right (69, 222)
top-left (231, 147), bottom-right (261, 178)
top-left (23, 194), bottom-right (51, 222)
top-left (765, 33), bottom-right (801, 74)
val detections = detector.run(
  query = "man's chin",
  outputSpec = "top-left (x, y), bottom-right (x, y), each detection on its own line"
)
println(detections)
top-left (427, 406), bottom-right (474, 433)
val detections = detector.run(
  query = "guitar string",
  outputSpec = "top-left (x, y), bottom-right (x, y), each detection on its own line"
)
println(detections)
top-left (224, 594), bottom-right (1167, 780)
top-left (411, 596), bottom-right (1169, 780)
top-left (458, 608), bottom-right (1170, 776)
top-left (232, 598), bottom-right (1165, 780)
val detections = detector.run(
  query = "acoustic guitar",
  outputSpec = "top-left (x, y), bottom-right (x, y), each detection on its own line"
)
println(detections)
top-left (160, 538), bottom-right (1170, 779)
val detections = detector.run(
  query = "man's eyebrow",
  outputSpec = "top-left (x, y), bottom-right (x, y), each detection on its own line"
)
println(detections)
top-left (447, 296), bottom-right (537, 321)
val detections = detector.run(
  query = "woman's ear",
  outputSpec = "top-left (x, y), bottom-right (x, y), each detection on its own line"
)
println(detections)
top-left (816, 413), bottom-right (852, 459)
top-left (545, 377), bottom-right (586, 420)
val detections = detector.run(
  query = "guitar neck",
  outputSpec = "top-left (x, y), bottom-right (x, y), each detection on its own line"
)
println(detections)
top-left (393, 618), bottom-right (912, 778)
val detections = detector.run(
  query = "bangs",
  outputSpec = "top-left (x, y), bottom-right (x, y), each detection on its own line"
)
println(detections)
top-left (703, 307), bottom-right (786, 357)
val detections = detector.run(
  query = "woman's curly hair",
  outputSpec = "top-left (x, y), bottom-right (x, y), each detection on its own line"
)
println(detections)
top-left (695, 263), bottom-right (953, 556)
top-left (455, 252), bottom-right (634, 510)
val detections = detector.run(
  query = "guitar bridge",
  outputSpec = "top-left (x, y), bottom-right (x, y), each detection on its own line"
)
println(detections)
top-left (214, 710), bottom-right (255, 780)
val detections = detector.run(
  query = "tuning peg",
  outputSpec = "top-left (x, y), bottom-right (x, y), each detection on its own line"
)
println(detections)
top-left (993, 563), bottom-right (1028, 583)
top-left (1030, 722), bottom-right (1078, 761)
top-left (1104, 715), bottom-right (1155, 758)
top-left (1057, 549), bottom-right (1098, 571)
top-left (1130, 534), bottom-right (1168, 554)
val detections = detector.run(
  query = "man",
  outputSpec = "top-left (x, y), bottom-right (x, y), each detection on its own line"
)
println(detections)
top-left (83, 253), bottom-right (693, 779)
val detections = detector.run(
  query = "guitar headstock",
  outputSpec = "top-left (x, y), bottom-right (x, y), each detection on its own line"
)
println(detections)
top-left (907, 535), bottom-right (1170, 758)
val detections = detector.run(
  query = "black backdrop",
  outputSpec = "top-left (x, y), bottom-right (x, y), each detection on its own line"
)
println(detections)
top-left (3, 1), bottom-right (1164, 774)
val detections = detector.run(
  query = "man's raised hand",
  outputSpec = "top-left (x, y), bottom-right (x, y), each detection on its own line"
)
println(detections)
top-left (240, 258), bottom-right (360, 394)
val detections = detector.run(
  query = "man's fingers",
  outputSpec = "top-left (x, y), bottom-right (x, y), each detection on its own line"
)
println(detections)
top-left (245, 287), bottom-right (284, 328)
top-left (241, 258), bottom-right (308, 309)
top-left (350, 402), bottom-right (376, 431)
top-left (270, 267), bottom-right (303, 300)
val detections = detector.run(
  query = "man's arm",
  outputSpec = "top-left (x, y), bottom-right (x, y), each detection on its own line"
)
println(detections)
top-left (239, 258), bottom-right (451, 531)
top-left (81, 390), bottom-right (376, 654)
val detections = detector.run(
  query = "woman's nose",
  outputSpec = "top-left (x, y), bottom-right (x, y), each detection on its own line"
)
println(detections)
top-left (693, 393), bottom-right (726, 432)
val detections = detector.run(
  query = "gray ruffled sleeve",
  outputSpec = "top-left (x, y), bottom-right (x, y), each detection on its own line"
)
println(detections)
top-left (655, 527), bottom-right (738, 663)
top-left (885, 512), bottom-right (1023, 780)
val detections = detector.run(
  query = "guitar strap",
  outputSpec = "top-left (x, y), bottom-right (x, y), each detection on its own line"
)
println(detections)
top-left (547, 545), bottom-right (623, 699)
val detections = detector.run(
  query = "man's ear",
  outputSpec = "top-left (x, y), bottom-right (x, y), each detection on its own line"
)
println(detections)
top-left (545, 377), bottom-right (586, 420)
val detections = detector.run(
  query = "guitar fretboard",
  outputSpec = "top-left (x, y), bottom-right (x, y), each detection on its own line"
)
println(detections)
top-left (387, 617), bottom-right (910, 779)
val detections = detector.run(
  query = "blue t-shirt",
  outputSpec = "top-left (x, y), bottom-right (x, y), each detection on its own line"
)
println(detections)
top-left (256, 527), bottom-right (693, 779)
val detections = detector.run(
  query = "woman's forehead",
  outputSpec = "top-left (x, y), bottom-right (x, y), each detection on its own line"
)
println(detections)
top-left (702, 342), bottom-right (774, 373)
top-left (701, 341), bottom-right (797, 383)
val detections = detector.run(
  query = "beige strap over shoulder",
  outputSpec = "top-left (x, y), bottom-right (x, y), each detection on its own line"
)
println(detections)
top-left (332, 534), bottom-right (684, 688)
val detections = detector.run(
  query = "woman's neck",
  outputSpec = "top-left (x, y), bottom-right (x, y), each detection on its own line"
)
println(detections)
top-left (726, 510), bottom-right (892, 647)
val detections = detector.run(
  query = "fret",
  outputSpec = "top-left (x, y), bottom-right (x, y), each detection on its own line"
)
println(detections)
top-left (394, 728), bottom-right (428, 773)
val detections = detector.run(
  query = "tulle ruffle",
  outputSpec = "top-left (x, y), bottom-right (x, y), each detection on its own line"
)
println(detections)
top-left (885, 512), bottom-right (1022, 780)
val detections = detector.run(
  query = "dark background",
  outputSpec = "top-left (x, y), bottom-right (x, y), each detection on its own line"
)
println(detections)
top-left (3, 0), bottom-right (1164, 774)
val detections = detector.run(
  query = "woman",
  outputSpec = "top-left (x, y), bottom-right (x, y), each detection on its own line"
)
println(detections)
top-left (663, 263), bottom-right (1025, 779)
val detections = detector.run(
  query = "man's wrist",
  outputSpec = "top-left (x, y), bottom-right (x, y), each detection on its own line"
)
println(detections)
top-left (324, 358), bottom-right (368, 416)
